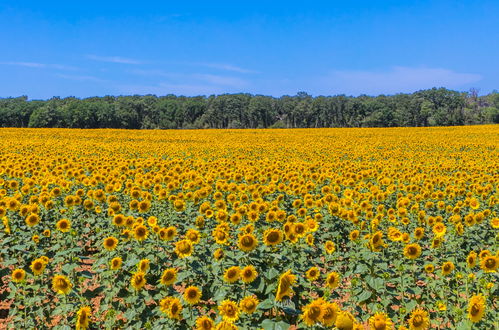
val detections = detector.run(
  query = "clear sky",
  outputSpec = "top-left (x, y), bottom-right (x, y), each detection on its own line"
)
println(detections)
top-left (1, 1), bottom-right (498, 99)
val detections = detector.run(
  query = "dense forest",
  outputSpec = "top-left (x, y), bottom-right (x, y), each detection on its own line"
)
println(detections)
top-left (0, 88), bottom-right (498, 129)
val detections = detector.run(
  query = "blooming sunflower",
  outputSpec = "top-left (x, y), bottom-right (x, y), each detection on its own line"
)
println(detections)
top-left (223, 266), bottom-right (240, 283)
top-left (184, 285), bottom-right (202, 305)
top-left (263, 228), bottom-right (283, 246)
top-left (432, 223), bottom-right (446, 237)
top-left (215, 321), bottom-right (238, 330)
top-left (175, 239), bottom-right (194, 258)
top-left (424, 264), bottom-right (434, 274)
top-left (325, 271), bottom-right (341, 290)
top-left (103, 236), bottom-right (118, 251)
top-left (75, 306), bottom-right (91, 330)
top-left (160, 268), bottom-right (177, 286)
top-left (335, 310), bottom-right (356, 330)
top-left (240, 265), bottom-right (258, 283)
top-left (306, 266), bottom-right (320, 282)
top-left (186, 228), bottom-right (201, 244)
top-left (321, 301), bottom-right (339, 327)
top-left (218, 300), bottom-right (239, 322)
top-left (368, 312), bottom-right (393, 330)
top-left (52, 275), bottom-right (72, 295)
top-left (301, 299), bottom-right (325, 326)
top-left (167, 297), bottom-right (183, 320)
top-left (238, 233), bottom-right (258, 252)
top-left (414, 227), bottom-right (424, 240)
top-left (467, 294), bottom-right (486, 323)
top-left (480, 255), bottom-right (498, 273)
top-left (441, 261), bottom-right (455, 276)
top-left (324, 241), bottom-right (336, 254)
top-left (12, 268), bottom-right (26, 283)
top-left (239, 295), bottom-right (259, 314)
top-left (349, 230), bottom-right (360, 241)
top-left (213, 248), bottom-right (225, 261)
top-left (56, 218), bottom-right (71, 232)
top-left (25, 213), bottom-right (40, 227)
top-left (110, 257), bottom-right (122, 270)
top-left (407, 308), bottom-right (430, 330)
top-left (134, 224), bottom-right (148, 241)
top-left (131, 271), bottom-right (146, 291)
top-left (404, 243), bottom-right (422, 260)
top-left (30, 258), bottom-right (46, 276)
top-left (195, 315), bottom-right (215, 330)
top-left (276, 270), bottom-right (296, 301)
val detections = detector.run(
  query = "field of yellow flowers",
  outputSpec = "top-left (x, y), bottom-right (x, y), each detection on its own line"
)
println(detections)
top-left (0, 125), bottom-right (498, 329)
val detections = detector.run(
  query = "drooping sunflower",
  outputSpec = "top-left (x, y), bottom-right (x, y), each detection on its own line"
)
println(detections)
top-left (305, 266), bottom-right (320, 282)
top-left (183, 285), bottom-right (202, 305)
top-left (138, 259), bottom-right (150, 273)
top-left (11, 268), bottom-right (26, 283)
top-left (466, 251), bottom-right (477, 268)
top-left (159, 268), bottom-right (177, 286)
top-left (301, 299), bottom-right (325, 326)
top-left (110, 257), bottom-right (122, 270)
top-left (52, 275), bottom-right (72, 295)
top-left (335, 310), bottom-right (356, 330)
top-left (368, 231), bottom-right (385, 252)
top-left (75, 306), bottom-right (91, 330)
top-left (407, 308), bottom-right (430, 330)
top-left (240, 265), bottom-right (258, 284)
top-left (441, 261), bottom-right (455, 276)
top-left (276, 270), bottom-right (296, 301)
top-left (30, 258), bottom-right (46, 276)
top-left (175, 239), bottom-right (194, 258)
top-left (324, 241), bottom-right (336, 254)
top-left (480, 255), bottom-right (498, 273)
top-left (239, 295), bottom-right (259, 314)
top-left (238, 233), bottom-right (258, 252)
top-left (321, 301), bottom-right (339, 327)
top-left (368, 312), bottom-right (393, 330)
top-left (134, 224), bottom-right (148, 241)
top-left (263, 228), bottom-right (283, 246)
top-left (131, 271), bottom-right (146, 291)
top-left (56, 218), bottom-right (71, 232)
top-left (404, 243), bottom-right (422, 260)
top-left (467, 294), bottom-right (486, 323)
top-left (223, 266), bottom-right (241, 283)
top-left (325, 271), bottom-right (341, 290)
top-left (218, 300), bottom-right (239, 322)
top-left (195, 315), bottom-right (215, 330)
top-left (103, 236), bottom-right (118, 251)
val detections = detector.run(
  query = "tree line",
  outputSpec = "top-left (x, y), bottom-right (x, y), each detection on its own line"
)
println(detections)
top-left (0, 88), bottom-right (498, 129)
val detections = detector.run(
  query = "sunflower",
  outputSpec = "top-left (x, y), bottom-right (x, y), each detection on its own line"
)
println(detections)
top-left (12, 269), bottom-right (26, 283)
top-left (467, 294), bottom-right (486, 323)
top-left (131, 271), bottom-right (146, 291)
top-left (165, 226), bottom-right (177, 241)
top-left (213, 248), bottom-right (225, 261)
top-left (306, 266), bottom-right (320, 281)
top-left (159, 296), bottom-right (173, 315)
top-left (223, 266), bottom-right (241, 283)
top-left (175, 239), bottom-right (194, 258)
top-left (424, 264), bottom-right (434, 274)
top-left (75, 306), bottom-right (91, 330)
top-left (239, 295), bottom-right (259, 314)
top-left (294, 222), bottom-right (306, 237)
top-left (368, 231), bottom-right (385, 252)
top-left (215, 321), bottom-right (238, 330)
top-left (42, 229), bottom-right (51, 237)
top-left (167, 297), bottom-right (183, 320)
top-left (218, 300), bottom-right (239, 322)
top-left (113, 214), bottom-right (125, 226)
top-left (30, 258), bottom-right (46, 276)
top-left (52, 275), bottom-right (72, 295)
top-left (325, 271), bottom-right (341, 289)
top-left (240, 265), bottom-right (258, 283)
top-left (368, 312), bottom-right (393, 330)
top-left (238, 233), bottom-right (258, 252)
top-left (414, 227), bottom-right (424, 240)
top-left (301, 299), bottom-right (325, 326)
top-left (186, 228), bottom-right (201, 244)
top-left (276, 270), bottom-right (296, 301)
top-left (213, 229), bottom-right (229, 245)
top-left (321, 301), bottom-right (339, 327)
top-left (56, 218), bottom-right (71, 232)
top-left (195, 315), bottom-right (215, 330)
top-left (32, 234), bottom-right (40, 243)
top-left (404, 243), bottom-right (422, 259)
top-left (432, 223), bottom-right (446, 237)
top-left (407, 308), bottom-right (430, 330)
top-left (103, 236), bottom-right (118, 251)
top-left (441, 261), bottom-right (455, 276)
top-left (480, 255), bottom-right (498, 273)
top-left (349, 230), bottom-right (360, 241)
top-left (467, 251), bottom-right (477, 268)
top-left (138, 259), bottom-right (150, 273)
top-left (25, 213), bottom-right (40, 227)
top-left (325, 241), bottom-right (336, 254)
top-left (335, 310), bottom-right (356, 330)
top-left (184, 285), bottom-right (202, 305)
top-left (160, 268), bottom-right (177, 286)
top-left (134, 224), bottom-right (148, 241)
top-left (263, 228), bottom-right (283, 246)
top-left (110, 257), bottom-right (122, 270)
top-left (469, 197), bottom-right (480, 210)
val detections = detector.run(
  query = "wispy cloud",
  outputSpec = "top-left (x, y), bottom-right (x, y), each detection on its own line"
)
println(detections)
top-left (318, 66), bottom-right (482, 95)
top-left (0, 61), bottom-right (78, 70)
top-left (87, 55), bottom-right (143, 64)
top-left (193, 62), bottom-right (258, 74)
top-left (55, 74), bottom-right (106, 82)
top-left (129, 69), bottom-right (248, 88)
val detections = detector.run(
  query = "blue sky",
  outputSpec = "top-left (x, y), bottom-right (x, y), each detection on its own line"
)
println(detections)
top-left (1, 1), bottom-right (498, 99)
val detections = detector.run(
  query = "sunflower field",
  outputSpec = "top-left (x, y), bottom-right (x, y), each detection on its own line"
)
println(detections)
top-left (0, 126), bottom-right (498, 329)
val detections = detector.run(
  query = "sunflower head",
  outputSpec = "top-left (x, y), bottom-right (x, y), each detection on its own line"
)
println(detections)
top-left (276, 270), bottom-right (296, 301)
top-left (335, 310), bottom-right (356, 330)
top-left (239, 295), bottom-right (259, 314)
top-left (326, 271), bottom-right (341, 290)
top-left (195, 315), bottom-right (214, 330)
top-left (183, 285), bottom-right (202, 305)
top-left (368, 312), bottom-right (393, 330)
top-left (76, 306), bottom-right (91, 330)
top-left (408, 308), bottom-right (430, 330)
top-left (110, 257), bottom-right (122, 270)
top-left (263, 228), bottom-right (283, 246)
top-left (131, 271), bottom-right (146, 291)
top-left (56, 218), bottom-right (71, 232)
top-left (52, 274), bottom-right (72, 295)
top-left (12, 268), bottom-right (26, 283)
top-left (480, 255), bottom-right (498, 273)
top-left (218, 300), bottom-right (239, 322)
top-left (175, 239), bottom-right (194, 258)
top-left (159, 268), bottom-right (177, 286)
top-left (238, 233), bottom-right (258, 252)
top-left (103, 236), bottom-right (118, 251)
top-left (223, 266), bottom-right (240, 283)
top-left (404, 243), bottom-right (422, 260)
top-left (301, 299), bottom-right (325, 326)
top-left (240, 265), bottom-right (258, 283)
top-left (305, 266), bottom-right (320, 282)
